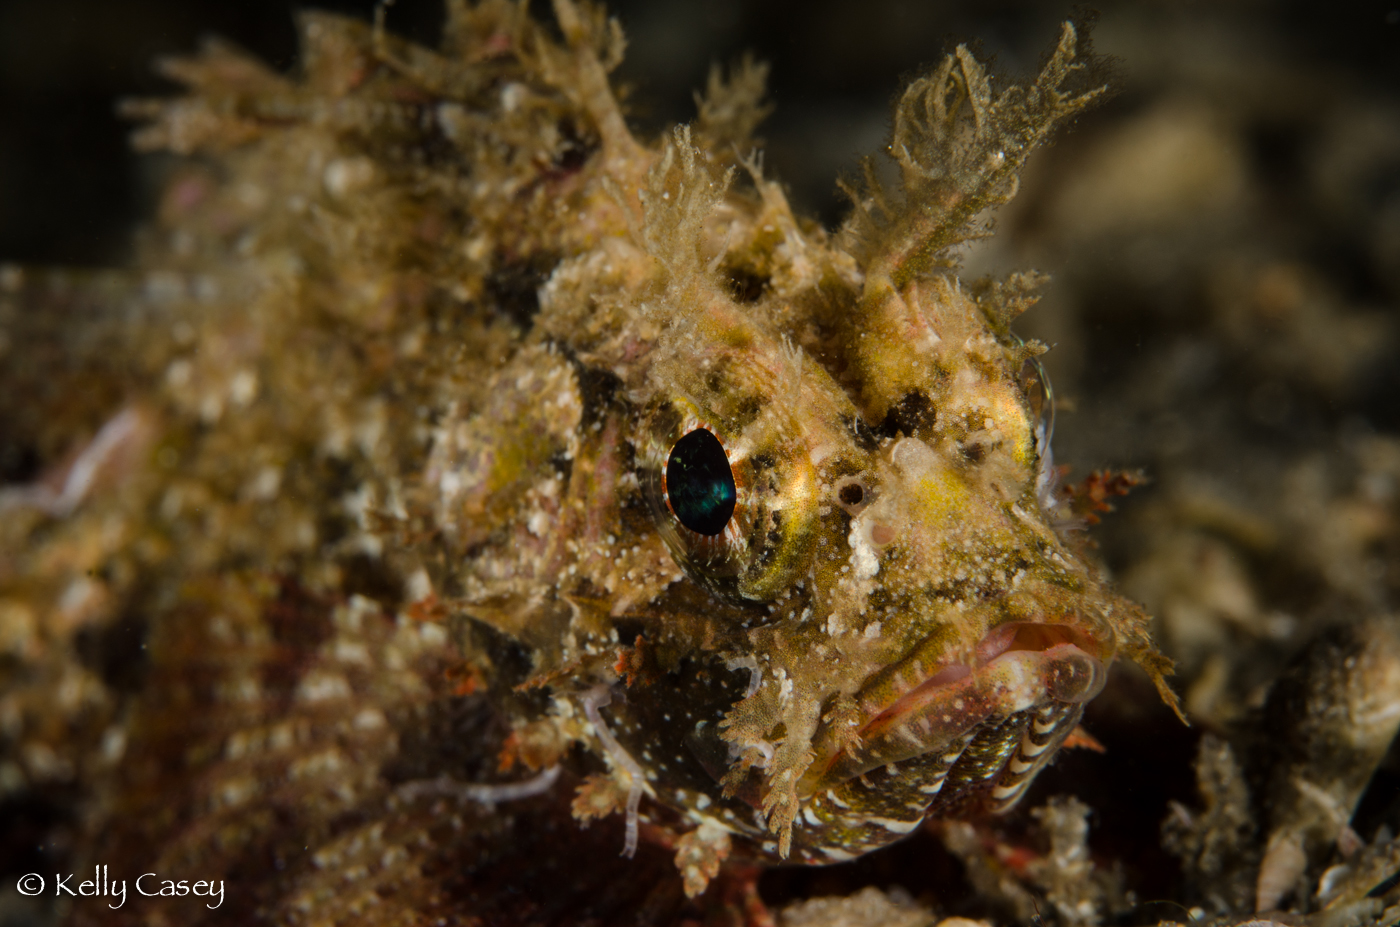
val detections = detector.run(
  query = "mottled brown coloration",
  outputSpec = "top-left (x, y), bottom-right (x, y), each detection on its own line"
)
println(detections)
top-left (37, 1), bottom-right (1400, 924)
top-left (0, 0), bottom-right (1178, 907)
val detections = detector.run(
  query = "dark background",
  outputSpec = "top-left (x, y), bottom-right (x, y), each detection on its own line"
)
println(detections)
top-left (1, 0), bottom-right (1398, 268)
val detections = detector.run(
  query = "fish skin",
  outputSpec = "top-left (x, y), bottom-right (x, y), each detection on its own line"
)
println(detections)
top-left (0, 0), bottom-right (1176, 907)
top-left (408, 3), bottom-right (1177, 871)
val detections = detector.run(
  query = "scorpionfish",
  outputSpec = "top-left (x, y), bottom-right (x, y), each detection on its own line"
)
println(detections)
top-left (0, 0), bottom-right (1179, 903)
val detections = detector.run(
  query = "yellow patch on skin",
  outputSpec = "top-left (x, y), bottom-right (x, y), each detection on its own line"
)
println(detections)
top-left (2, 0), bottom-right (1175, 899)
top-left (901, 444), bottom-right (974, 528)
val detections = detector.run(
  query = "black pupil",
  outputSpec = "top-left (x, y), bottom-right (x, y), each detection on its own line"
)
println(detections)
top-left (666, 429), bottom-right (737, 536)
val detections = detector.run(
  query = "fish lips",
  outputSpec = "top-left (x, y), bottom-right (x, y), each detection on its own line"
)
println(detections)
top-left (810, 622), bottom-right (1109, 790)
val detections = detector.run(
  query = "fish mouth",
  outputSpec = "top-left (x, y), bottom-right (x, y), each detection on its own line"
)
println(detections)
top-left (805, 621), bottom-right (1109, 794)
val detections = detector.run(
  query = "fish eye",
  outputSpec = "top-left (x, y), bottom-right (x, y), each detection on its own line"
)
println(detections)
top-left (640, 399), bottom-right (820, 606)
top-left (664, 429), bottom-right (737, 536)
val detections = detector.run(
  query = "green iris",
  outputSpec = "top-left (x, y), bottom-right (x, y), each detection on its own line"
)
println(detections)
top-left (666, 429), bottom-right (737, 536)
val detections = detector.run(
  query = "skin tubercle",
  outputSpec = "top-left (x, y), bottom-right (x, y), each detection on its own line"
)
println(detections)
top-left (0, 1), bottom-right (1216, 921)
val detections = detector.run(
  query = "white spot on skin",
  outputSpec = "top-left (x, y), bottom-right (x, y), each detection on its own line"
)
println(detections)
top-left (499, 82), bottom-right (527, 112)
top-left (848, 518), bottom-right (881, 580)
top-left (353, 708), bottom-right (386, 730)
top-left (295, 671), bottom-right (352, 703)
top-left (230, 370), bottom-right (258, 407)
top-left (165, 358), bottom-right (192, 388)
top-left (323, 157), bottom-right (376, 198)
top-left (333, 640), bottom-right (370, 665)
top-left (405, 569), bottom-right (433, 603)
top-left (244, 465), bottom-right (282, 501)
top-left (777, 670), bottom-right (794, 706)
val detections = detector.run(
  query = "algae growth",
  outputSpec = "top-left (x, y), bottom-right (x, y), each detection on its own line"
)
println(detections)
top-left (2, 3), bottom-right (1399, 927)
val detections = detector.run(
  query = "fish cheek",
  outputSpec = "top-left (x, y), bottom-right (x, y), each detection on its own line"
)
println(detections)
top-left (603, 654), bottom-right (759, 820)
top-left (735, 446), bottom-right (820, 601)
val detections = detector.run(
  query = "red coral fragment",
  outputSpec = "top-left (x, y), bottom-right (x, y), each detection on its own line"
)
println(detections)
top-left (497, 730), bottom-right (522, 773)
top-left (406, 593), bottom-right (448, 622)
top-left (614, 634), bottom-right (656, 688)
top-left (1061, 725), bottom-right (1107, 753)
top-left (1059, 469), bottom-right (1146, 525)
top-left (995, 842), bottom-right (1043, 876)
top-left (447, 665), bottom-right (482, 697)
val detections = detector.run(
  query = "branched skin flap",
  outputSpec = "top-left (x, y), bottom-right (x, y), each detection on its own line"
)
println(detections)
top-left (5, 0), bottom-right (1179, 905)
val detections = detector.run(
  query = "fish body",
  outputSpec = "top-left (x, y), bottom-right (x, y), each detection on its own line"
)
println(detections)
top-left (0, 0), bottom-right (1175, 903)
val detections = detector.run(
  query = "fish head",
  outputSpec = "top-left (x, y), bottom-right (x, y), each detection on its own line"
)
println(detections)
top-left (626, 273), bottom-right (1145, 861)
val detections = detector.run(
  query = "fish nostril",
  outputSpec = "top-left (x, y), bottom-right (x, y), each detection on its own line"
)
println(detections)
top-left (834, 475), bottom-right (873, 516)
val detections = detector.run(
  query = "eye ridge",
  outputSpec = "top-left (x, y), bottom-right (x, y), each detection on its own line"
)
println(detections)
top-left (665, 429), bottom-right (737, 536)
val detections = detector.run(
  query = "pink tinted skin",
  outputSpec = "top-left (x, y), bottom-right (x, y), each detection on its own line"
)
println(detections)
top-left (820, 624), bottom-right (1107, 783)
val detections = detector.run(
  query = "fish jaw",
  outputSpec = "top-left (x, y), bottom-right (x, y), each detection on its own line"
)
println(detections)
top-left (744, 619), bottom-right (1108, 864)
top-left (804, 620), bottom-right (1109, 796)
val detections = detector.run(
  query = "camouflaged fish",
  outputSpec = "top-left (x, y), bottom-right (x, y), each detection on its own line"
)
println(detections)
top-left (413, 0), bottom-right (1179, 877)
top-left (0, 0), bottom-right (1179, 906)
